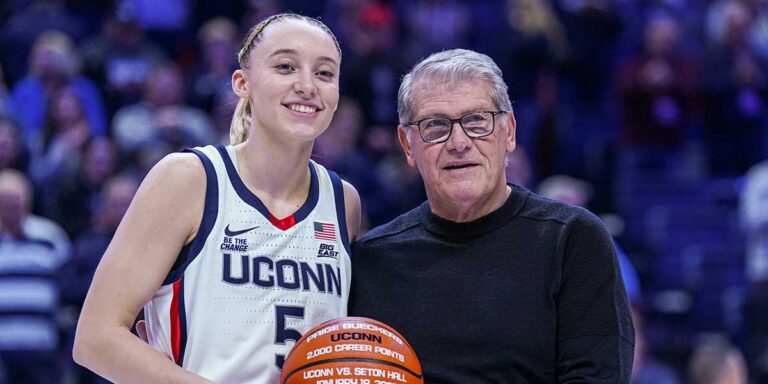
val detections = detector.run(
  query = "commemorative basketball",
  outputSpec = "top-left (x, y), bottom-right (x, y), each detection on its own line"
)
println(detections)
top-left (280, 317), bottom-right (424, 384)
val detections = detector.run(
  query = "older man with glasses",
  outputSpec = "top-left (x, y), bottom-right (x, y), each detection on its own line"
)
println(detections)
top-left (349, 49), bottom-right (634, 383)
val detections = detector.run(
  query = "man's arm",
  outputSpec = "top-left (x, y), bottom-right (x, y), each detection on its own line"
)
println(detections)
top-left (556, 211), bottom-right (635, 383)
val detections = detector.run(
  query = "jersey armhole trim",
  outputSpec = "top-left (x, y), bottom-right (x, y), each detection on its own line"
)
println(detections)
top-left (328, 170), bottom-right (351, 257)
top-left (162, 148), bottom-right (219, 285)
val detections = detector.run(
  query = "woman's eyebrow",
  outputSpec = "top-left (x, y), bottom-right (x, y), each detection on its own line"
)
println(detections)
top-left (268, 48), bottom-right (338, 66)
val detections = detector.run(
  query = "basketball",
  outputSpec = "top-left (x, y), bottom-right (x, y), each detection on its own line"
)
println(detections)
top-left (280, 317), bottom-right (424, 384)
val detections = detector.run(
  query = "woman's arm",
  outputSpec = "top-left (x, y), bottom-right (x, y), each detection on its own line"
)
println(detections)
top-left (73, 152), bottom-right (215, 384)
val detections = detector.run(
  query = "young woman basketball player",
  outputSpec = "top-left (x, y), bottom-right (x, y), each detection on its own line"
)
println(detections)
top-left (73, 13), bottom-right (360, 383)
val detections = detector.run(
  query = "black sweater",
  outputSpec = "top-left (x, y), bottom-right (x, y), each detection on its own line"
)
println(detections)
top-left (349, 185), bottom-right (634, 383)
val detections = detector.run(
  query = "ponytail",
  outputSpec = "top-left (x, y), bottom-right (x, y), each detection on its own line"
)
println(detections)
top-left (229, 97), bottom-right (251, 145)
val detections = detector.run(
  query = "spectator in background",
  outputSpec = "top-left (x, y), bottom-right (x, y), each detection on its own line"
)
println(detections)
top-left (60, 174), bottom-right (138, 384)
top-left (314, 96), bottom-right (365, 163)
top-left (336, 0), bottom-right (403, 126)
top-left (111, 63), bottom-right (213, 154)
top-left (505, 145), bottom-right (534, 189)
top-left (688, 339), bottom-right (748, 384)
top-left (556, 0), bottom-right (623, 177)
top-left (238, 0), bottom-right (281, 38)
top-left (631, 307), bottom-right (680, 384)
top-left (29, 86), bottom-right (93, 190)
top-left (363, 123), bottom-right (427, 225)
top-left (45, 137), bottom-right (119, 238)
top-left (61, 174), bottom-right (138, 311)
top-left (0, 168), bottom-right (70, 272)
top-left (618, 13), bottom-right (701, 169)
top-left (741, 159), bottom-right (768, 297)
top-left (9, 30), bottom-right (106, 146)
top-left (537, 174), bottom-right (594, 206)
top-left (189, 0), bottom-right (249, 29)
top-left (209, 87), bottom-right (238, 144)
top-left (0, 169), bottom-right (70, 383)
top-left (187, 17), bottom-right (239, 113)
top-left (750, 0), bottom-right (768, 61)
top-left (497, 0), bottom-right (568, 164)
top-left (79, 7), bottom-right (167, 114)
top-left (703, 0), bottom-right (768, 176)
top-left (0, 0), bottom-right (88, 84)
top-left (114, 0), bottom-right (192, 56)
top-left (314, 97), bottom-right (396, 227)
top-left (740, 158), bottom-right (768, 382)
top-left (533, 70), bottom-right (565, 179)
top-left (558, 0), bottom-right (622, 104)
top-left (399, 0), bottom-right (471, 65)
top-left (0, 117), bottom-right (30, 172)
top-left (127, 138), bottom-right (175, 179)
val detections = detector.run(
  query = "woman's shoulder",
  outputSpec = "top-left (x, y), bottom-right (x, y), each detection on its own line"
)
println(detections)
top-left (141, 152), bottom-right (207, 194)
top-left (157, 151), bottom-right (205, 171)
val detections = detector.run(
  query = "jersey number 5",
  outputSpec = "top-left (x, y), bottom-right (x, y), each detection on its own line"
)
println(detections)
top-left (274, 305), bottom-right (305, 369)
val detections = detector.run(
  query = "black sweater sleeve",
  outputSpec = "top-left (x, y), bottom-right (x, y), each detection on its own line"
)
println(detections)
top-left (555, 211), bottom-right (635, 383)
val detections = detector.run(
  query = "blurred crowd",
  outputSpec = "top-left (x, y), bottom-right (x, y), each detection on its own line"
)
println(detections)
top-left (0, 0), bottom-right (767, 383)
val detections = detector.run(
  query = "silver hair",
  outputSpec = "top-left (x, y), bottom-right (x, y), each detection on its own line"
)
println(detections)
top-left (397, 49), bottom-right (513, 125)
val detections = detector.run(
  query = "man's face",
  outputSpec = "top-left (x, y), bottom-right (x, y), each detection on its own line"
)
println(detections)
top-left (397, 78), bottom-right (515, 212)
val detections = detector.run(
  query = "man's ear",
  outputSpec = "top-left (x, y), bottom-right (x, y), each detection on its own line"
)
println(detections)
top-left (505, 110), bottom-right (517, 153)
top-left (232, 69), bottom-right (248, 98)
top-left (397, 125), bottom-right (417, 167)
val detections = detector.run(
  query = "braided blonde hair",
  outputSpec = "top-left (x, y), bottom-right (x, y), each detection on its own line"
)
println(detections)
top-left (229, 13), bottom-right (341, 145)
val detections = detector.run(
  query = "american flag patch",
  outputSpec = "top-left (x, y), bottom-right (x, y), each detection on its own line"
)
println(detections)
top-left (314, 221), bottom-right (336, 241)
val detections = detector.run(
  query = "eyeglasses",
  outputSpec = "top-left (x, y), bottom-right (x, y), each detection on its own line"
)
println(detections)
top-left (405, 110), bottom-right (508, 144)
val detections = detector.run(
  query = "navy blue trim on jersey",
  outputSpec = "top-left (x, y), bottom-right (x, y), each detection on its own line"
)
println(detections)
top-left (177, 277), bottom-right (188, 366)
top-left (294, 162), bottom-right (320, 222)
top-left (163, 148), bottom-right (219, 285)
top-left (328, 170), bottom-right (351, 256)
top-left (214, 144), bottom-right (319, 225)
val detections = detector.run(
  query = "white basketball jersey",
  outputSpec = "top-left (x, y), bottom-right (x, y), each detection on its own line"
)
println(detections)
top-left (143, 144), bottom-right (352, 383)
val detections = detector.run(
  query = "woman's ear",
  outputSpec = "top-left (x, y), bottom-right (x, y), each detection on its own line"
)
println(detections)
top-left (232, 69), bottom-right (248, 98)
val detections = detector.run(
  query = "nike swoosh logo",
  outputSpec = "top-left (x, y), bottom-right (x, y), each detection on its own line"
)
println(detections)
top-left (224, 224), bottom-right (260, 237)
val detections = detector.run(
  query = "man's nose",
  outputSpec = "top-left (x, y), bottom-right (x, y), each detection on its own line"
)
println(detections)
top-left (445, 121), bottom-right (472, 151)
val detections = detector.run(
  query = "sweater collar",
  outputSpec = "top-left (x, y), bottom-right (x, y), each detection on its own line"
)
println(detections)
top-left (419, 184), bottom-right (530, 238)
